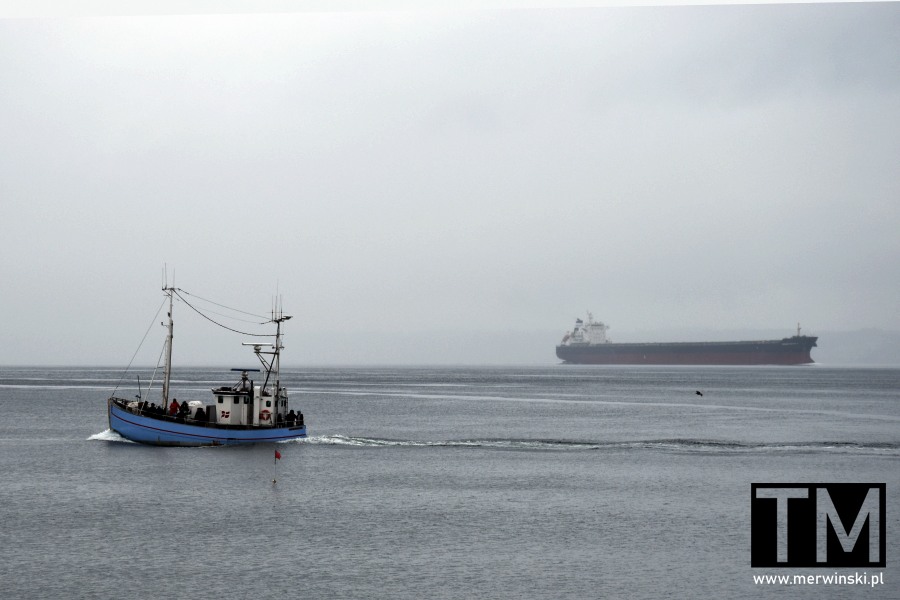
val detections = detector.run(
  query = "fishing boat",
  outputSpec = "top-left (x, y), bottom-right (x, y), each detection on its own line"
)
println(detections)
top-left (107, 286), bottom-right (307, 446)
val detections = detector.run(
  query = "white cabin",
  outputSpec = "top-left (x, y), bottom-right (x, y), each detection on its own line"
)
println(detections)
top-left (561, 312), bottom-right (611, 346)
top-left (211, 379), bottom-right (285, 427)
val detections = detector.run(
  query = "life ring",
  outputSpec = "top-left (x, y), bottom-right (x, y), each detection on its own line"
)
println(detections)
top-left (259, 409), bottom-right (271, 422)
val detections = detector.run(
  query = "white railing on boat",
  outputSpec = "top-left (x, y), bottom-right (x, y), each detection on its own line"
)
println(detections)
top-left (110, 397), bottom-right (304, 429)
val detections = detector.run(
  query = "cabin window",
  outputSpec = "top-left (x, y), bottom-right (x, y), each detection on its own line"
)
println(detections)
top-left (218, 397), bottom-right (223, 404)
top-left (266, 400), bottom-right (271, 408)
top-left (233, 398), bottom-right (239, 405)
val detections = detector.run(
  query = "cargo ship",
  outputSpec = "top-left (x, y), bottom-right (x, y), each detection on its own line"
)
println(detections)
top-left (556, 314), bottom-right (817, 365)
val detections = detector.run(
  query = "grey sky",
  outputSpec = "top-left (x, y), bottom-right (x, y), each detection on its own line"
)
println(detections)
top-left (2, 3), bottom-right (899, 365)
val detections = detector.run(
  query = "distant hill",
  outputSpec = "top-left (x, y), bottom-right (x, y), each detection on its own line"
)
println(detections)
top-left (810, 329), bottom-right (900, 366)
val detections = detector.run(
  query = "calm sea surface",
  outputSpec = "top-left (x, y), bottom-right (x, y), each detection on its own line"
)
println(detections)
top-left (1, 365), bottom-right (898, 599)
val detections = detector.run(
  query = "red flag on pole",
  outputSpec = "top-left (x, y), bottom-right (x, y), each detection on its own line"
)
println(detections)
top-left (275, 450), bottom-right (282, 460)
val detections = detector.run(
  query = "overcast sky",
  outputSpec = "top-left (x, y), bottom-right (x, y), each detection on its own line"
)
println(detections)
top-left (2, 3), bottom-right (899, 365)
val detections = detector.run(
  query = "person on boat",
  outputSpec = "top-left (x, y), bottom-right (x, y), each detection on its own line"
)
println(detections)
top-left (296, 411), bottom-right (304, 427)
top-left (286, 410), bottom-right (296, 426)
top-left (194, 406), bottom-right (206, 423)
top-left (169, 398), bottom-right (179, 416)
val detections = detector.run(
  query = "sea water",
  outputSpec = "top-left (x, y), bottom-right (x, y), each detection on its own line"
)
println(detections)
top-left (0, 366), bottom-right (897, 599)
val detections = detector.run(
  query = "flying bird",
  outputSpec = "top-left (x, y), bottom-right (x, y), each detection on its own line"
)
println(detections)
top-left (695, 391), bottom-right (703, 397)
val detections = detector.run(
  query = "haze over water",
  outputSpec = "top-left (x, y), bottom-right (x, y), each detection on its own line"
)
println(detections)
top-left (3, 2), bottom-right (900, 366)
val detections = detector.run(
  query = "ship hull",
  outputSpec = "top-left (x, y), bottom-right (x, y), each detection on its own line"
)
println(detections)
top-left (108, 399), bottom-right (307, 446)
top-left (556, 336), bottom-right (817, 366)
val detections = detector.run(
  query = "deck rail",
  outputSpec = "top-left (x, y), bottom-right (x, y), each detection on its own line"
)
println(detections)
top-left (109, 397), bottom-right (304, 430)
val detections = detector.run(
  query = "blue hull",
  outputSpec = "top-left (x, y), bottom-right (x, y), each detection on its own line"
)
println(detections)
top-left (108, 399), bottom-right (307, 446)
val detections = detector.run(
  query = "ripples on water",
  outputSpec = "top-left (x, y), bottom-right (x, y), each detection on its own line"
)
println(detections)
top-left (2, 366), bottom-right (899, 599)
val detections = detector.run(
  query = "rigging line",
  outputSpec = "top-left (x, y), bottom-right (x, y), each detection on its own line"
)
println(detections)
top-left (173, 290), bottom-right (275, 337)
top-left (145, 344), bottom-right (164, 399)
top-left (178, 304), bottom-right (269, 325)
top-left (110, 296), bottom-right (168, 397)
top-left (175, 288), bottom-right (269, 320)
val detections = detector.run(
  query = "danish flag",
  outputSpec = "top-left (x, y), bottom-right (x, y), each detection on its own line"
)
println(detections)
top-left (220, 410), bottom-right (230, 419)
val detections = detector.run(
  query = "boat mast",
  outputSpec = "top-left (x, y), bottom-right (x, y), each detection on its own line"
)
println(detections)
top-left (162, 286), bottom-right (175, 405)
top-left (248, 299), bottom-right (291, 400)
top-left (273, 302), bottom-right (291, 400)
